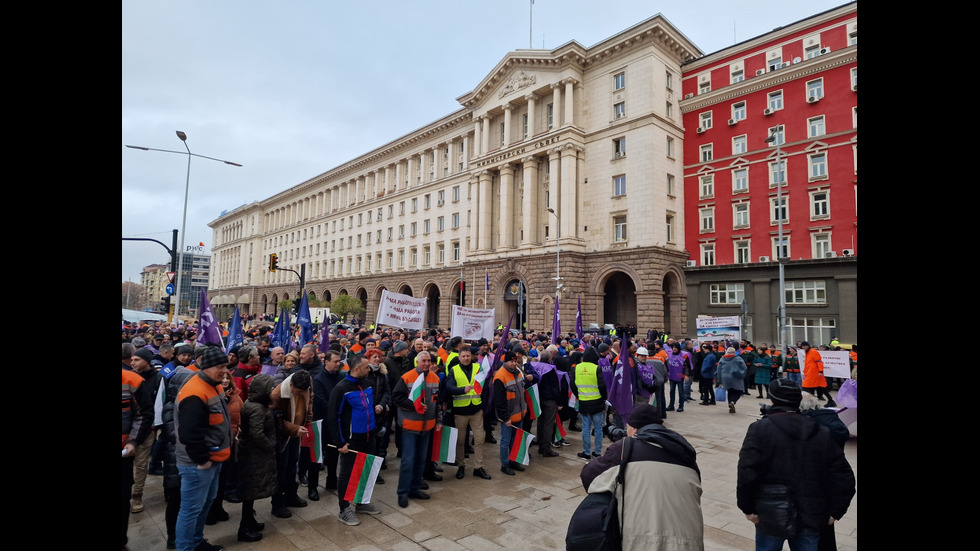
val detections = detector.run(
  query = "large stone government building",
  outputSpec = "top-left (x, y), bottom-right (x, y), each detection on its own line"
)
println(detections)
top-left (208, 2), bottom-right (857, 343)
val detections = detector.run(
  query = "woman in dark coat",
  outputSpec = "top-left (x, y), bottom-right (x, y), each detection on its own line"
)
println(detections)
top-left (236, 373), bottom-right (278, 542)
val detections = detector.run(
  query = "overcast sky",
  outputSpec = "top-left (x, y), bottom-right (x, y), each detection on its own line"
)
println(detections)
top-left (122, 0), bottom-right (851, 284)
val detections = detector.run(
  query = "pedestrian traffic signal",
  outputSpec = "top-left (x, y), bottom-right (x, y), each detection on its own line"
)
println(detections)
top-left (269, 253), bottom-right (279, 272)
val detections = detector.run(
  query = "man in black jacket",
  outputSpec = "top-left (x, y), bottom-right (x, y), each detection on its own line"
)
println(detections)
top-left (737, 379), bottom-right (855, 551)
top-left (311, 350), bottom-right (344, 495)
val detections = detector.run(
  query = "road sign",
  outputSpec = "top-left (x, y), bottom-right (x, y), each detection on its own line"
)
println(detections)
top-left (166, 283), bottom-right (175, 296)
top-left (167, 271), bottom-right (177, 283)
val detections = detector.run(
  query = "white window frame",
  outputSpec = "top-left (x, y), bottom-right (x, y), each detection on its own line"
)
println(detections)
top-left (768, 90), bottom-right (783, 111)
top-left (701, 243), bottom-right (716, 266)
top-left (809, 152), bottom-right (828, 179)
top-left (666, 137), bottom-right (675, 158)
top-left (547, 103), bottom-right (554, 129)
top-left (699, 111), bottom-right (713, 130)
top-left (772, 236), bottom-right (790, 260)
top-left (452, 241), bottom-right (460, 262)
top-left (613, 215), bottom-right (628, 242)
top-left (806, 78), bottom-right (824, 101)
top-left (812, 233), bottom-right (832, 259)
top-left (613, 137), bottom-right (626, 158)
top-left (733, 202), bottom-right (750, 228)
top-left (699, 81), bottom-right (710, 94)
top-left (666, 213), bottom-right (675, 243)
top-left (810, 190), bottom-right (829, 219)
top-left (699, 175), bottom-right (714, 198)
top-left (731, 69), bottom-right (744, 84)
top-left (767, 57), bottom-right (783, 72)
top-left (770, 159), bottom-right (787, 187)
top-left (700, 144), bottom-right (713, 162)
top-left (770, 196), bottom-right (789, 225)
top-left (732, 101), bottom-right (746, 122)
top-left (808, 115), bottom-right (825, 137)
top-left (733, 135), bottom-right (747, 155)
top-left (785, 281), bottom-right (827, 304)
top-left (700, 207), bottom-right (715, 232)
top-left (614, 72), bottom-right (626, 91)
top-left (735, 240), bottom-right (751, 264)
top-left (452, 212), bottom-right (460, 229)
top-left (709, 283), bottom-right (744, 305)
top-left (614, 101), bottom-right (626, 119)
top-left (613, 174), bottom-right (627, 197)
top-left (733, 168), bottom-right (748, 193)
top-left (804, 45), bottom-right (820, 60)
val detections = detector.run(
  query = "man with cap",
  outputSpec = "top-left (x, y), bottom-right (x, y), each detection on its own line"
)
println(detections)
top-left (580, 404), bottom-right (704, 551)
top-left (493, 349), bottom-right (532, 475)
top-left (174, 346), bottom-right (233, 551)
top-left (737, 379), bottom-right (855, 551)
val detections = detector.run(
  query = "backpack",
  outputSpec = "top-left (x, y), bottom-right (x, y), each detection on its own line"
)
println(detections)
top-left (565, 438), bottom-right (633, 551)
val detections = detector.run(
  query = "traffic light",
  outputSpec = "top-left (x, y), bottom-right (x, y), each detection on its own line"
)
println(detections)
top-left (269, 253), bottom-right (279, 272)
top-left (160, 296), bottom-right (171, 314)
top-left (292, 297), bottom-right (301, 315)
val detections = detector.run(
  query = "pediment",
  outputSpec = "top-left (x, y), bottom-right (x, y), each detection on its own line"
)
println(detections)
top-left (729, 157), bottom-right (750, 168)
top-left (805, 140), bottom-right (829, 151)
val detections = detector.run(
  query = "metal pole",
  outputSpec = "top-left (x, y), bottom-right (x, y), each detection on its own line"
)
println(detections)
top-left (175, 133), bottom-right (191, 319)
top-left (767, 127), bottom-right (787, 359)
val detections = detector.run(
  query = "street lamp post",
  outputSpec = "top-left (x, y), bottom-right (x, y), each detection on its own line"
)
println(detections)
top-left (546, 206), bottom-right (562, 294)
top-left (126, 131), bottom-right (242, 319)
top-left (765, 127), bottom-right (787, 360)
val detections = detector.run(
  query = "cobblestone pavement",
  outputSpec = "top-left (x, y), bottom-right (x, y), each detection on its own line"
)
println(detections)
top-left (128, 395), bottom-right (857, 551)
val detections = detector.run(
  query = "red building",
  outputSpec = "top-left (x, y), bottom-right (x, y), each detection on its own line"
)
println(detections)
top-left (680, 2), bottom-right (857, 346)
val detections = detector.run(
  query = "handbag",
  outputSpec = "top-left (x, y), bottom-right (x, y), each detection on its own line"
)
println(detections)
top-left (756, 483), bottom-right (798, 539)
top-left (714, 387), bottom-right (727, 402)
top-left (566, 438), bottom-right (633, 551)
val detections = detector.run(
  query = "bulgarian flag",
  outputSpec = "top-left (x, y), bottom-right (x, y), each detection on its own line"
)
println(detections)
top-left (410, 374), bottom-right (426, 414)
top-left (309, 420), bottom-right (324, 463)
top-left (509, 428), bottom-right (535, 465)
top-left (473, 365), bottom-right (487, 395)
top-left (431, 425), bottom-right (458, 463)
top-left (568, 389), bottom-right (579, 411)
top-left (343, 451), bottom-right (384, 504)
top-left (300, 421), bottom-right (314, 448)
top-left (554, 417), bottom-right (568, 443)
top-left (525, 385), bottom-right (541, 420)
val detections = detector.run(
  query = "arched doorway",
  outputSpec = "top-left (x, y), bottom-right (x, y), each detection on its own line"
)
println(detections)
top-left (322, 289), bottom-right (332, 303)
top-left (399, 284), bottom-right (413, 297)
top-left (425, 284), bottom-right (441, 328)
top-left (503, 279), bottom-right (528, 332)
top-left (451, 280), bottom-right (466, 308)
top-left (662, 271), bottom-right (681, 335)
top-left (602, 271), bottom-right (637, 326)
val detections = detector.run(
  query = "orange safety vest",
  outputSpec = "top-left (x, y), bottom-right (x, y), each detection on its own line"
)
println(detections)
top-left (176, 373), bottom-right (232, 463)
top-left (493, 367), bottom-right (527, 424)
top-left (397, 368), bottom-right (439, 432)
top-left (122, 369), bottom-right (145, 449)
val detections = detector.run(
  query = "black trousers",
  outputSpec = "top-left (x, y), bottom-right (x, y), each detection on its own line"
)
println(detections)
top-left (537, 400), bottom-right (558, 452)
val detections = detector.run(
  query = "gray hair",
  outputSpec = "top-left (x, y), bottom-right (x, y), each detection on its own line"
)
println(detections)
top-left (798, 391), bottom-right (822, 412)
top-left (122, 342), bottom-right (135, 359)
top-left (238, 345), bottom-right (259, 364)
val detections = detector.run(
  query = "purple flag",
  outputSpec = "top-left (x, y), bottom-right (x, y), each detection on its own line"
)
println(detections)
top-left (198, 289), bottom-right (224, 350)
top-left (608, 338), bottom-right (634, 418)
top-left (318, 325), bottom-right (331, 354)
top-left (575, 296), bottom-right (583, 340)
top-left (551, 296), bottom-right (560, 345)
top-left (490, 313), bottom-right (515, 373)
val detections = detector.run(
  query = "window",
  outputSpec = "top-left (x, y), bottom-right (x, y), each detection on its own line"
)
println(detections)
top-left (452, 212), bottom-right (459, 228)
top-left (452, 241), bottom-right (460, 261)
top-left (356, 234), bottom-right (362, 247)
top-left (699, 111), bottom-right (713, 130)
top-left (411, 198), bottom-right (418, 212)
top-left (735, 240), bottom-right (751, 264)
top-left (398, 225), bottom-right (405, 238)
top-left (437, 216), bottom-right (445, 231)
top-left (522, 113), bottom-right (528, 139)
top-left (375, 230), bottom-right (381, 244)
top-left (700, 144), bottom-right (713, 162)
top-left (733, 168), bottom-right (748, 192)
top-left (667, 174), bottom-right (675, 195)
top-left (812, 233), bottom-right (832, 259)
top-left (424, 194), bottom-right (431, 209)
top-left (410, 222), bottom-right (417, 236)
top-left (387, 228), bottom-right (393, 242)
top-left (732, 102), bottom-right (746, 122)
top-left (547, 103), bottom-right (554, 129)
top-left (699, 81), bottom-right (710, 94)
top-left (437, 245), bottom-right (445, 264)
top-left (771, 196), bottom-right (788, 224)
top-left (710, 283), bottom-right (744, 304)
top-left (768, 91), bottom-right (783, 111)
top-left (849, 30), bottom-right (857, 46)
top-left (613, 137), bottom-right (626, 158)
top-left (770, 159), bottom-right (786, 186)
top-left (768, 124), bottom-right (785, 146)
top-left (614, 72), bottom-right (626, 90)
top-left (805, 45), bottom-right (820, 60)
top-left (811, 191), bottom-right (829, 219)
top-left (731, 69), bottom-right (744, 84)
top-left (376, 254), bottom-right (382, 271)
top-left (613, 175), bottom-right (627, 196)
top-left (666, 101), bottom-right (673, 118)
top-left (786, 317), bottom-right (836, 348)
top-left (809, 152), bottom-right (828, 179)
top-left (424, 247), bottom-right (430, 265)
top-left (386, 252), bottom-right (393, 269)
top-left (768, 57), bottom-right (783, 71)
top-left (614, 215), bottom-right (628, 242)
top-left (701, 243), bottom-right (716, 266)
top-left (614, 102), bottom-right (626, 119)
top-left (438, 190), bottom-right (445, 205)
top-left (399, 249), bottom-right (405, 268)
top-left (699, 175), bottom-right (714, 198)
top-left (666, 137), bottom-right (675, 158)
top-left (700, 207), bottom-right (715, 231)
top-left (411, 248), bottom-right (418, 266)
top-left (400, 201), bottom-right (406, 215)
top-left (377, 208), bottom-right (382, 222)
top-left (666, 214), bottom-right (675, 242)
top-left (665, 72), bottom-right (673, 90)
top-left (806, 78), bottom-right (824, 101)
top-left (499, 122), bottom-right (505, 144)
top-left (773, 236), bottom-right (790, 260)
top-left (423, 219), bottom-right (430, 234)
top-left (358, 213), bottom-right (363, 226)
top-left (851, 68), bottom-right (857, 91)
top-left (452, 185), bottom-right (460, 202)
top-left (388, 205), bottom-right (394, 218)
top-left (808, 115), bottom-right (825, 137)
top-left (785, 281), bottom-right (827, 304)
top-left (733, 135), bottom-right (747, 155)
top-left (734, 202), bottom-right (750, 228)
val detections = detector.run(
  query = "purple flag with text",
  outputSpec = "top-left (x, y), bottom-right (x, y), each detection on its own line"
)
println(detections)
top-left (551, 296), bottom-right (560, 345)
top-left (608, 338), bottom-right (635, 418)
top-left (198, 289), bottom-right (224, 350)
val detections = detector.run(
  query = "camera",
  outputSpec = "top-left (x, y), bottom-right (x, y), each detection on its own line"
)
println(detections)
top-left (604, 424), bottom-right (627, 442)
top-left (759, 403), bottom-right (773, 416)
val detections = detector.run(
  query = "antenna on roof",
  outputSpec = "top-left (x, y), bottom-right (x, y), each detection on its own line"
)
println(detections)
top-left (529, 0), bottom-right (534, 49)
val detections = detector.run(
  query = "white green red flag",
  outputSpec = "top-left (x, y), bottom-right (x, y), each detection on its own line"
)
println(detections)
top-left (508, 428), bottom-right (535, 465)
top-left (554, 418), bottom-right (568, 442)
top-left (309, 420), bottom-right (324, 462)
top-left (343, 451), bottom-right (383, 504)
top-left (431, 425), bottom-right (458, 463)
top-left (568, 389), bottom-right (579, 411)
top-left (472, 365), bottom-right (487, 395)
top-left (525, 385), bottom-right (541, 420)
top-left (409, 374), bottom-right (426, 414)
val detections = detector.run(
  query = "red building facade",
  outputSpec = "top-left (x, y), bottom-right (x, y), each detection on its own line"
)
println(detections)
top-left (680, 2), bottom-right (857, 345)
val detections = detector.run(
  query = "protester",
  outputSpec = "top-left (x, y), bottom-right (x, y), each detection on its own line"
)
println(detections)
top-left (235, 374), bottom-right (277, 543)
top-left (717, 347), bottom-right (748, 414)
top-left (392, 350), bottom-right (440, 508)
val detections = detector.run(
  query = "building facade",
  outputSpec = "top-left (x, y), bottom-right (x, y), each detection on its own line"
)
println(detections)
top-left (208, 14), bottom-right (703, 334)
top-left (680, 2), bottom-right (857, 344)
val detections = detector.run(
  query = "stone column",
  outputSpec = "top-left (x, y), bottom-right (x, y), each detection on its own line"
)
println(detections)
top-left (480, 115), bottom-right (490, 155)
top-left (385, 165), bottom-right (394, 194)
top-left (477, 170), bottom-right (492, 251)
top-left (551, 84), bottom-right (561, 129)
top-left (563, 78), bottom-right (577, 127)
top-left (559, 144), bottom-right (580, 239)
top-left (395, 161), bottom-right (404, 191)
top-left (473, 119), bottom-right (482, 157)
top-left (420, 150), bottom-right (429, 185)
top-left (407, 156), bottom-right (416, 188)
top-left (521, 155), bottom-right (538, 246)
top-left (499, 163), bottom-right (515, 249)
top-left (502, 104), bottom-right (513, 148)
top-left (525, 93), bottom-right (537, 137)
top-left (462, 135), bottom-right (470, 170)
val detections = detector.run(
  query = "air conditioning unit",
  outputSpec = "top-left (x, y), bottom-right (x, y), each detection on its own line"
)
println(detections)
top-left (615, 151), bottom-right (626, 159)
top-left (685, 260), bottom-right (697, 267)
top-left (437, 200), bottom-right (444, 206)
top-left (841, 249), bottom-right (854, 256)
top-left (827, 251), bottom-right (838, 258)
top-left (852, 84), bottom-right (857, 92)
top-left (759, 256), bottom-right (770, 262)
top-left (819, 47), bottom-right (831, 55)
top-left (756, 69), bottom-right (767, 76)
top-left (684, 93), bottom-right (694, 99)
top-left (807, 96), bottom-right (820, 103)
top-left (764, 108), bottom-right (773, 116)
top-left (615, 112), bottom-right (626, 119)
top-left (696, 127), bottom-right (706, 134)
top-left (792, 57), bottom-right (802, 64)
top-left (728, 119), bottom-right (736, 126)
top-left (777, 62), bottom-right (790, 69)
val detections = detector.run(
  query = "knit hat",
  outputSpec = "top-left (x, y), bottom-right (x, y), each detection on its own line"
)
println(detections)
top-left (627, 404), bottom-right (663, 428)
top-left (769, 378), bottom-right (803, 408)
top-left (199, 346), bottom-right (228, 369)
top-left (392, 340), bottom-right (410, 353)
top-left (176, 345), bottom-right (194, 356)
top-left (133, 348), bottom-right (154, 364)
top-left (132, 337), bottom-right (147, 348)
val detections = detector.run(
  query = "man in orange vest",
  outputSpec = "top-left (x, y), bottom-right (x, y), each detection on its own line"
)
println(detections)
top-left (174, 346), bottom-right (232, 551)
top-left (493, 349), bottom-right (535, 476)
top-left (392, 350), bottom-right (440, 508)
